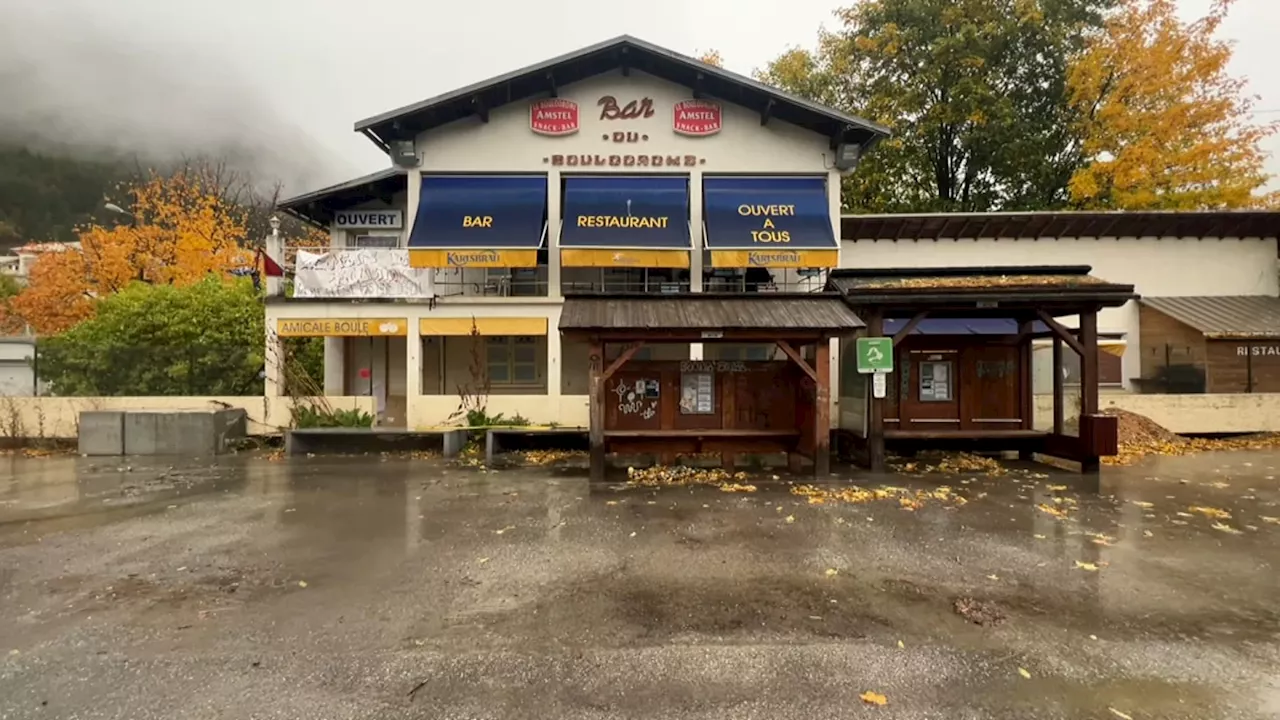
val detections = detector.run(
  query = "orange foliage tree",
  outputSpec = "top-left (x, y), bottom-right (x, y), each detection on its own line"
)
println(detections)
top-left (697, 49), bottom-right (724, 67)
top-left (1067, 0), bottom-right (1278, 209)
top-left (12, 169), bottom-right (252, 335)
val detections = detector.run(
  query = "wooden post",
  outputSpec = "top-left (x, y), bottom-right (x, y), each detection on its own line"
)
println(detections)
top-left (1080, 310), bottom-right (1099, 416)
top-left (588, 339), bottom-right (606, 482)
top-left (1052, 336), bottom-right (1064, 435)
top-left (813, 336), bottom-right (831, 477)
top-left (865, 311), bottom-right (886, 473)
top-left (1017, 319), bottom-right (1035, 460)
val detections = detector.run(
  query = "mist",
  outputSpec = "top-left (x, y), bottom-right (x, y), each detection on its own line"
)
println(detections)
top-left (0, 2), bottom-right (357, 197)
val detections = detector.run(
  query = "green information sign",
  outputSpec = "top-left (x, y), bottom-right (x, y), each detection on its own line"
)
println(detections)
top-left (855, 337), bottom-right (893, 374)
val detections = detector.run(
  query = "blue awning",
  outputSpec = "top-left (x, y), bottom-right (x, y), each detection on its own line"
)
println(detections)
top-left (408, 176), bottom-right (546, 250)
top-left (703, 177), bottom-right (836, 250)
top-left (560, 177), bottom-right (690, 249)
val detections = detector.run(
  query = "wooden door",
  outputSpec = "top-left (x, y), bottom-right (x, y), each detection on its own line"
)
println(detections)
top-left (961, 345), bottom-right (1021, 430)
top-left (899, 349), bottom-right (961, 431)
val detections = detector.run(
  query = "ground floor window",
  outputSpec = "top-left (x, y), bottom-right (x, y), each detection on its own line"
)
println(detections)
top-left (486, 336), bottom-right (539, 385)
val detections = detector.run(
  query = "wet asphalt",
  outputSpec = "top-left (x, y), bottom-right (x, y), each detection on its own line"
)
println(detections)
top-left (0, 451), bottom-right (1278, 719)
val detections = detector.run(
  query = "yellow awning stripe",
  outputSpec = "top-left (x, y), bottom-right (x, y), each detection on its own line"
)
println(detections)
top-left (408, 249), bottom-right (539, 268)
top-left (559, 248), bottom-right (690, 268)
top-left (710, 249), bottom-right (839, 268)
top-left (276, 318), bottom-right (408, 337)
top-left (419, 317), bottom-right (548, 336)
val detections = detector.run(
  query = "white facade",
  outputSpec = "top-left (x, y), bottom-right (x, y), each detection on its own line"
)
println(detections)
top-left (842, 235), bottom-right (1279, 392)
top-left (268, 68), bottom-right (847, 428)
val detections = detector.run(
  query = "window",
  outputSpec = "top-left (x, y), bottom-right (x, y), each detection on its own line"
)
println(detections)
top-left (351, 234), bottom-right (400, 249)
top-left (919, 361), bottom-right (953, 402)
top-left (1059, 345), bottom-right (1125, 386)
top-left (485, 336), bottom-right (540, 385)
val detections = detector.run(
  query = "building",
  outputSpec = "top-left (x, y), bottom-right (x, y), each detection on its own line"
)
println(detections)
top-left (274, 36), bottom-right (887, 430)
top-left (273, 36), bottom-right (1280, 469)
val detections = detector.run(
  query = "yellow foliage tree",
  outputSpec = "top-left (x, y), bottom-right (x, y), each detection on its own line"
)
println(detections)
top-left (12, 169), bottom-right (252, 335)
top-left (697, 49), bottom-right (724, 67)
top-left (1067, 0), bottom-right (1278, 209)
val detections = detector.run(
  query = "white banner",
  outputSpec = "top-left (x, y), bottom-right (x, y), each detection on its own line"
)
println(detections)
top-left (292, 248), bottom-right (433, 299)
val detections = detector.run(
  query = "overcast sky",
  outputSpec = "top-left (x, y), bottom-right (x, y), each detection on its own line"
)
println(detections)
top-left (4, 0), bottom-right (1277, 194)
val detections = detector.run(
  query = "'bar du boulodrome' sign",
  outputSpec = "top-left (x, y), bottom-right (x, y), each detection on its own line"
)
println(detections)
top-left (334, 209), bottom-right (403, 230)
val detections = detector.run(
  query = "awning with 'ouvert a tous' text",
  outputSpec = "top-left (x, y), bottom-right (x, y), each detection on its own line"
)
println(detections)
top-left (703, 176), bottom-right (837, 268)
top-left (408, 175), bottom-right (546, 268)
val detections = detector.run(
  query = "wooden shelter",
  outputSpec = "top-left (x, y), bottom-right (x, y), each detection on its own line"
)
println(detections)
top-left (559, 293), bottom-right (865, 481)
top-left (826, 266), bottom-right (1137, 472)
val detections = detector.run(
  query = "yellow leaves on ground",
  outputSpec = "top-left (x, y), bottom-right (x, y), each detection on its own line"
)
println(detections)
top-left (785, 515), bottom-right (796, 524)
top-left (892, 451), bottom-right (1007, 476)
top-left (519, 449), bottom-right (586, 466)
top-left (1067, 0), bottom-right (1276, 211)
top-left (1104, 410), bottom-right (1280, 465)
top-left (1188, 506), bottom-right (1231, 520)
top-left (1017, 667), bottom-right (1032, 679)
top-left (1261, 517), bottom-right (1280, 525)
top-left (626, 465), bottom-right (756, 494)
top-left (1075, 561), bottom-right (1100, 572)
top-left (1130, 500), bottom-right (1154, 509)
top-left (859, 691), bottom-right (888, 706)
top-left (1037, 503), bottom-right (1068, 519)
top-left (1211, 522), bottom-right (1243, 535)
top-left (1109, 708), bottom-right (1134, 720)
top-left (824, 568), bottom-right (839, 577)
top-left (791, 483), bottom-right (966, 510)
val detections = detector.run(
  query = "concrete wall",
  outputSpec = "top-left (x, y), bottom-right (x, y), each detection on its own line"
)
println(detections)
top-left (841, 236), bottom-right (1279, 391)
top-left (0, 396), bottom-right (376, 440)
top-left (1030, 392), bottom-right (1280, 435)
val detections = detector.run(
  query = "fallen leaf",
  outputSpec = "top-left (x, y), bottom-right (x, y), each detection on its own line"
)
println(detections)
top-left (297, 580), bottom-right (308, 588)
top-left (1188, 506), bottom-right (1231, 520)
top-left (859, 691), bottom-right (888, 706)
top-left (629, 531), bottom-right (637, 538)
top-left (785, 515), bottom-right (796, 524)
top-left (1211, 522), bottom-right (1243, 535)
top-left (1036, 503), bottom-right (1067, 518)
top-left (1074, 561), bottom-right (1099, 572)
top-left (605, 500), bottom-right (618, 506)
top-left (1262, 516), bottom-right (1280, 525)
top-left (1033, 534), bottom-right (1047, 540)
top-left (1047, 484), bottom-right (1068, 491)
top-left (986, 574), bottom-right (1000, 581)
top-left (1017, 667), bottom-right (1031, 679)
top-left (1130, 501), bottom-right (1154, 509)
top-left (1108, 708), bottom-right (1134, 720)
top-left (897, 640), bottom-right (905, 649)
top-left (1143, 530), bottom-right (1153, 538)
top-left (477, 557), bottom-right (490, 564)
top-left (494, 526), bottom-right (515, 535)
top-left (824, 568), bottom-right (839, 577)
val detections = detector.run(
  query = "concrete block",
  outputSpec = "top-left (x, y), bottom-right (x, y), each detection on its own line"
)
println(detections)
top-left (122, 412), bottom-right (159, 455)
top-left (442, 429), bottom-right (468, 458)
top-left (78, 411), bottom-right (125, 456)
top-left (485, 430), bottom-right (499, 466)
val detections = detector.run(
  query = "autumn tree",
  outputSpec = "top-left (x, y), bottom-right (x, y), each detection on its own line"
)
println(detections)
top-left (757, 0), bottom-right (1112, 213)
top-left (697, 49), bottom-right (725, 67)
top-left (36, 278), bottom-right (265, 396)
top-left (1067, 0), bottom-right (1277, 209)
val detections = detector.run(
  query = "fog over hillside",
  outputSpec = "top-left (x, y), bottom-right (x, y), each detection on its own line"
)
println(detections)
top-left (0, 3), bottom-right (353, 195)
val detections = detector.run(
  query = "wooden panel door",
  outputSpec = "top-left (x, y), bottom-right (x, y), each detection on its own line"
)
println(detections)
top-left (899, 349), bottom-right (961, 430)
top-left (962, 345), bottom-right (1021, 430)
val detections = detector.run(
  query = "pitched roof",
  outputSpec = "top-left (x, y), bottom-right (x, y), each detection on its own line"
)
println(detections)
top-left (841, 211), bottom-right (1280, 242)
top-left (559, 293), bottom-right (864, 332)
top-left (276, 168), bottom-right (406, 227)
top-left (1141, 296), bottom-right (1280, 339)
top-left (355, 35), bottom-right (889, 152)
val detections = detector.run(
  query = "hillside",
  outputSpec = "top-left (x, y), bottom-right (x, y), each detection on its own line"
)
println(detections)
top-left (0, 144), bottom-right (128, 251)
